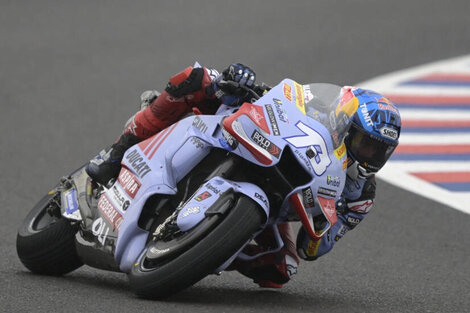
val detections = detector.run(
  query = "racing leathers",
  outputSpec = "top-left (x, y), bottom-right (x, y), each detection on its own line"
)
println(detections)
top-left (86, 63), bottom-right (376, 289)
top-left (296, 174), bottom-right (376, 261)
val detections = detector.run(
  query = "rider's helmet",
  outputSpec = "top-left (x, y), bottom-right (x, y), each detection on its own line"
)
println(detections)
top-left (343, 87), bottom-right (401, 179)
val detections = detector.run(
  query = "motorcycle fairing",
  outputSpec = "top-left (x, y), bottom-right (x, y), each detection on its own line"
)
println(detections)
top-left (223, 79), bottom-right (348, 240)
top-left (114, 114), bottom-right (251, 272)
top-left (72, 79), bottom-right (350, 272)
top-left (176, 176), bottom-right (269, 232)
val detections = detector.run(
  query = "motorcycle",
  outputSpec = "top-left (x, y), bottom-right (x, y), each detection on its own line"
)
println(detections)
top-left (16, 77), bottom-right (356, 299)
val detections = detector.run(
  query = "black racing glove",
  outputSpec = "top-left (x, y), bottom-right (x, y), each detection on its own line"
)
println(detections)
top-left (214, 63), bottom-right (257, 105)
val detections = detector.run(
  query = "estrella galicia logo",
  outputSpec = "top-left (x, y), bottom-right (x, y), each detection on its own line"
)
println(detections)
top-left (195, 191), bottom-right (211, 201)
top-left (327, 175), bottom-right (341, 187)
top-left (318, 186), bottom-right (337, 198)
top-left (251, 130), bottom-right (281, 158)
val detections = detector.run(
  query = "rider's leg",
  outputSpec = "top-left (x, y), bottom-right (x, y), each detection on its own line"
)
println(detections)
top-left (86, 91), bottom-right (160, 185)
top-left (229, 222), bottom-right (300, 288)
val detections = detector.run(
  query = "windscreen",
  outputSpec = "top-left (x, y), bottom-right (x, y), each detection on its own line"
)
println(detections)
top-left (303, 83), bottom-right (358, 148)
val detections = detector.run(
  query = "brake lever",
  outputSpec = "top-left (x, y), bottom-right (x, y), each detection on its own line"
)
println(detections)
top-left (217, 80), bottom-right (261, 101)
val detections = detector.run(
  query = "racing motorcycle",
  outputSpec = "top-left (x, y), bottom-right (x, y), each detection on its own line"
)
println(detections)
top-left (16, 77), bottom-right (356, 299)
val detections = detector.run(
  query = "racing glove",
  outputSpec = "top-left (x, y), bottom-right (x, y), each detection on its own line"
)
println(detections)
top-left (213, 63), bottom-right (256, 106)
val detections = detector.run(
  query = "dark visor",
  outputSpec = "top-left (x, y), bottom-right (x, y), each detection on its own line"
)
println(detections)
top-left (346, 124), bottom-right (397, 172)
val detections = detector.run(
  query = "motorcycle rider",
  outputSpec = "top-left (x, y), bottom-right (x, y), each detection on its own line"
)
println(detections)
top-left (86, 63), bottom-right (401, 288)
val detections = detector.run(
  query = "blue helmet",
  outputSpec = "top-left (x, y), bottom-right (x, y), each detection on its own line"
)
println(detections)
top-left (344, 88), bottom-right (401, 176)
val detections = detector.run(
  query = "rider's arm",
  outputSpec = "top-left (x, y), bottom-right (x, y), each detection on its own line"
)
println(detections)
top-left (297, 176), bottom-right (376, 261)
top-left (124, 65), bottom-right (217, 139)
top-left (124, 63), bottom-right (256, 139)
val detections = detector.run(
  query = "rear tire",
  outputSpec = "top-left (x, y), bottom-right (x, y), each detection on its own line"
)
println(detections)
top-left (129, 195), bottom-right (265, 299)
top-left (16, 191), bottom-right (83, 275)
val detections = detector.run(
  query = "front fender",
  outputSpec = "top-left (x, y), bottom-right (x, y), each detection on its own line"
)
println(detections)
top-left (176, 176), bottom-right (269, 232)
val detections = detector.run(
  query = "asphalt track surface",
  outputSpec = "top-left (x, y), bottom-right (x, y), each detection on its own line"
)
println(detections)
top-left (1, 1), bottom-right (470, 312)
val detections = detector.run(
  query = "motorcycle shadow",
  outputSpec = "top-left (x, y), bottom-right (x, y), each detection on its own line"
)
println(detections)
top-left (16, 270), bottom-right (359, 310)
top-left (166, 283), bottom-right (359, 311)
top-left (16, 269), bottom-right (129, 295)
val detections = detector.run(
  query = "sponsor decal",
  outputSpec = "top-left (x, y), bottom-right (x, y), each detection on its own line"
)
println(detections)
top-left (251, 130), bottom-right (281, 158)
top-left (273, 98), bottom-right (289, 123)
top-left (205, 183), bottom-right (221, 194)
top-left (249, 106), bottom-right (265, 124)
top-left (380, 127), bottom-right (398, 140)
top-left (125, 149), bottom-right (152, 178)
top-left (92, 217), bottom-right (110, 246)
top-left (195, 191), bottom-right (212, 201)
top-left (294, 149), bottom-right (313, 172)
top-left (283, 83), bottom-right (293, 101)
top-left (254, 192), bottom-right (268, 207)
top-left (327, 175), bottom-right (341, 187)
top-left (97, 194), bottom-right (123, 231)
top-left (111, 185), bottom-right (130, 211)
top-left (220, 127), bottom-right (239, 151)
top-left (334, 142), bottom-right (346, 160)
top-left (286, 262), bottom-right (298, 277)
top-left (118, 168), bottom-right (141, 198)
top-left (64, 188), bottom-right (78, 214)
top-left (207, 68), bottom-right (219, 81)
top-left (347, 200), bottom-right (373, 213)
top-left (265, 104), bottom-right (280, 136)
top-left (181, 206), bottom-right (200, 218)
top-left (338, 225), bottom-right (349, 236)
top-left (335, 224), bottom-right (349, 241)
top-left (306, 238), bottom-right (321, 257)
top-left (359, 103), bottom-right (374, 127)
top-left (303, 85), bottom-right (314, 102)
top-left (294, 82), bottom-right (305, 114)
top-left (378, 102), bottom-right (399, 115)
top-left (317, 196), bottom-right (336, 218)
top-left (150, 247), bottom-right (170, 255)
top-left (347, 216), bottom-right (361, 226)
top-left (192, 116), bottom-right (208, 133)
top-left (342, 159), bottom-right (348, 170)
top-left (318, 187), bottom-right (337, 198)
top-left (377, 97), bottom-right (399, 114)
top-left (190, 137), bottom-right (205, 149)
top-left (302, 187), bottom-right (315, 208)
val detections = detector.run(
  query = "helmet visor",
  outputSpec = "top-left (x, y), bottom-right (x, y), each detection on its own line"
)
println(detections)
top-left (346, 124), bottom-right (398, 172)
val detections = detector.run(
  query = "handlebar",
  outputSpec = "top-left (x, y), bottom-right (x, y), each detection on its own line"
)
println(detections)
top-left (216, 79), bottom-right (264, 101)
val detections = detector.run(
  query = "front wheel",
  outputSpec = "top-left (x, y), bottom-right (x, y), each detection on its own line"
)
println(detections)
top-left (16, 190), bottom-right (83, 275)
top-left (129, 194), bottom-right (265, 299)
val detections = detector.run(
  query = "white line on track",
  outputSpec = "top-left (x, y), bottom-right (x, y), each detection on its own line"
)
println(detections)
top-left (379, 163), bottom-right (470, 215)
top-left (399, 133), bottom-right (470, 144)
top-left (400, 109), bottom-right (470, 120)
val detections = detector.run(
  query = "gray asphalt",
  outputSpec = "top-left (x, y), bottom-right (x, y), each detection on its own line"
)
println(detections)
top-left (1, 1), bottom-right (470, 312)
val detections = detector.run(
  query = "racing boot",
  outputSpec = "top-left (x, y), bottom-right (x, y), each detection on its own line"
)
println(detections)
top-left (86, 90), bottom-right (159, 186)
top-left (86, 133), bottom-right (141, 186)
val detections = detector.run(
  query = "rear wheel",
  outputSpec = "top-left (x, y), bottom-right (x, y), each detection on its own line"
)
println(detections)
top-left (16, 190), bottom-right (83, 275)
top-left (129, 194), bottom-right (265, 299)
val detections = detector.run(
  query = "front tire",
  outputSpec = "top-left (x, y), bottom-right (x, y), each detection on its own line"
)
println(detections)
top-left (129, 195), bottom-right (265, 299)
top-left (16, 191), bottom-right (83, 275)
